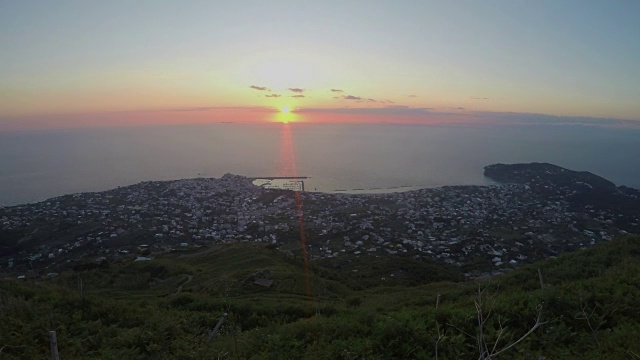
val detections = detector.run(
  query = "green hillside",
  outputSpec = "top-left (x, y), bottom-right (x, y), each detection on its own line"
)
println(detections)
top-left (1, 236), bottom-right (639, 359)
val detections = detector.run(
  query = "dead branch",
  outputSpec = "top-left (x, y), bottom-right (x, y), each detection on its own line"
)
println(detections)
top-left (435, 321), bottom-right (445, 360)
top-left (0, 345), bottom-right (26, 354)
top-left (627, 350), bottom-right (640, 359)
top-left (473, 279), bottom-right (545, 360)
top-left (487, 304), bottom-right (546, 359)
top-left (575, 296), bottom-right (616, 359)
top-left (447, 322), bottom-right (474, 339)
top-left (435, 293), bottom-right (445, 360)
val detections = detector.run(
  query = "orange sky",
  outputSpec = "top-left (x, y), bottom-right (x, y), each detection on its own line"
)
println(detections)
top-left (2, 2), bottom-right (640, 131)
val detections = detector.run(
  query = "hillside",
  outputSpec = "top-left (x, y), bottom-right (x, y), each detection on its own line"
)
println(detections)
top-left (484, 162), bottom-right (617, 191)
top-left (484, 162), bottom-right (640, 223)
top-left (1, 236), bottom-right (639, 359)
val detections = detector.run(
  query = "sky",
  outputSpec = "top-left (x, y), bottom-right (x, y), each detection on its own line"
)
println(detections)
top-left (1, 0), bottom-right (640, 130)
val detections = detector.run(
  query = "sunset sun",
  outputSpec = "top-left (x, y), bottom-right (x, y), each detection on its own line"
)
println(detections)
top-left (273, 105), bottom-right (300, 123)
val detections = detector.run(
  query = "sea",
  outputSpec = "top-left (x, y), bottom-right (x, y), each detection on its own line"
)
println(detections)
top-left (1, 122), bottom-right (640, 207)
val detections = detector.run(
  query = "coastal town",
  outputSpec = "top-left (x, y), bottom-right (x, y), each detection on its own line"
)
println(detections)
top-left (1, 164), bottom-right (639, 278)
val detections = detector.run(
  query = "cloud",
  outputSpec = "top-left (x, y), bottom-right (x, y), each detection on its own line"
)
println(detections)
top-left (330, 89), bottom-right (344, 92)
top-left (265, 94), bottom-right (281, 98)
top-left (288, 88), bottom-right (305, 93)
top-left (154, 106), bottom-right (274, 113)
top-left (291, 95), bottom-right (305, 98)
top-left (149, 108), bottom-right (640, 128)
top-left (298, 106), bottom-right (434, 116)
top-left (471, 97), bottom-right (489, 100)
top-left (250, 85), bottom-right (269, 91)
top-left (472, 111), bottom-right (634, 127)
top-left (164, 106), bottom-right (221, 112)
top-left (407, 94), bottom-right (417, 98)
top-left (157, 108), bottom-right (639, 128)
top-left (335, 95), bottom-right (381, 102)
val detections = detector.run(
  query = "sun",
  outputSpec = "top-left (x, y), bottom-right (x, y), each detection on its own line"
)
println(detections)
top-left (272, 105), bottom-right (300, 123)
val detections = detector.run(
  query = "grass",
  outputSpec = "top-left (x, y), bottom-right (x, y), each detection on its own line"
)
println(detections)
top-left (1, 236), bottom-right (640, 359)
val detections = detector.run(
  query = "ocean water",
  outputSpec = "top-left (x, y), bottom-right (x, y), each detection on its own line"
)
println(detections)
top-left (1, 123), bottom-right (640, 206)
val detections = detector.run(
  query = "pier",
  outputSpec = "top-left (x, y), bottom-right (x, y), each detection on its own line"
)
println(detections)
top-left (251, 176), bottom-right (309, 192)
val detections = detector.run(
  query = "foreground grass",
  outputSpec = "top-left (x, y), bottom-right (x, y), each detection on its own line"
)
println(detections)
top-left (1, 236), bottom-right (639, 359)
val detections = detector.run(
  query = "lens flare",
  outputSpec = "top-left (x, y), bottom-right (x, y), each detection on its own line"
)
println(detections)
top-left (277, 123), bottom-right (314, 307)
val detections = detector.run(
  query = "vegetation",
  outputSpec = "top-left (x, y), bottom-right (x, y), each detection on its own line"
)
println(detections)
top-left (1, 236), bottom-right (640, 359)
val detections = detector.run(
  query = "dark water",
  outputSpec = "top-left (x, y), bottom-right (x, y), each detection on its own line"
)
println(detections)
top-left (1, 123), bottom-right (639, 206)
